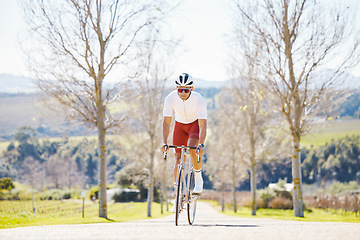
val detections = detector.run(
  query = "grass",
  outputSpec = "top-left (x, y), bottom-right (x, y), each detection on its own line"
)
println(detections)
top-left (302, 119), bottom-right (360, 146)
top-left (0, 200), bottom-right (172, 229)
top-left (207, 201), bottom-right (360, 223)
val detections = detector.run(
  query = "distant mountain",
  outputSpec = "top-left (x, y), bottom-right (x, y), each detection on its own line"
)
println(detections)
top-left (0, 74), bottom-right (37, 93)
top-left (165, 78), bottom-right (227, 89)
top-left (0, 74), bottom-right (227, 94)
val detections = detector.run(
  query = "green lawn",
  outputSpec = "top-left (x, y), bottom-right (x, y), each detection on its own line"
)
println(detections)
top-left (208, 201), bottom-right (360, 223)
top-left (0, 200), bottom-right (172, 229)
top-left (302, 119), bottom-right (360, 146)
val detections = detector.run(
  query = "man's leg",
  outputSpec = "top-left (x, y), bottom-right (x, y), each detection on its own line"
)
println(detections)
top-left (188, 138), bottom-right (203, 193)
top-left (188, 138), bottom-right (201, 170)
top-left (173, 153), bottom-right (182, 184)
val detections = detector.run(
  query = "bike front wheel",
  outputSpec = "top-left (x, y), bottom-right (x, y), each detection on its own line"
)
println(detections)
top-left (175, 166), bottom-right (183, 226)
top-left (187, 171), bottom-right (197, 225)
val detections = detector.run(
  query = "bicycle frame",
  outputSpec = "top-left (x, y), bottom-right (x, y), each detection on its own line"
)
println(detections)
top-left (164, 145), bottom-right (200, 226)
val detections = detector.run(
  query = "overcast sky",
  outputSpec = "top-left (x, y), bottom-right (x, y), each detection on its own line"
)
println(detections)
top-left (0, 0), bottom-right (359, 82)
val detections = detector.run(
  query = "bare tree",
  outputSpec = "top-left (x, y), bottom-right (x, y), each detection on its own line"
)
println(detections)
top-left (206, 91), bottom-right (246, 212)
top-left (120, 30), bottom-right (178, 216)
top-left (231, 0), bottom-right (360, 217)
top-left (226, 38), bottom-right (285, 215)
top-left (21, 156), bottom-right (46, 213)
top-left (21, 0), bottom-right (178, 218)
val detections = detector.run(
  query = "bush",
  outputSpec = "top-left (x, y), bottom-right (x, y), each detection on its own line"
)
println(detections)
top-left (269, 196), bottom-right (293, 209)
top-left (327, 181), bottom-right (360, 194)
top-left (39, 189), bottom-right (76, 200)
top-left (62, 192), bottom-right (71, 199)
top-left (257, 179), bottom-right (293, 209)
top-left (258, 188), bottom-right (276, 208)
top-left (40, 189), bottom-right (62, 200)
top-left (0, 191), bottom-right (20, 200)
top-left (256, 197), bottom-right (267, 209)
top-left (113, 189), bottom-right (140, 202)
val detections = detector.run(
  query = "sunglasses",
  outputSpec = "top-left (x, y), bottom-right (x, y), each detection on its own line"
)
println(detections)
top-left (177, 88), bottom-right (191, 93)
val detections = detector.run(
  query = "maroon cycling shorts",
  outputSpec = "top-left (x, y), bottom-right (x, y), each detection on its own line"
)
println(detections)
top-left (173, 120), bottom-right (199, 153)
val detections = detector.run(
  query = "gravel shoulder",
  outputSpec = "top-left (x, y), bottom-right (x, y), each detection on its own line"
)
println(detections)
top-left (1, 201), bottom-right (359, 240)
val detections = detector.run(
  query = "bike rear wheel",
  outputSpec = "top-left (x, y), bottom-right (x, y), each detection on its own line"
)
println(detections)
top-left (175, 166), bottom-right (183, 226)
top-left (187, 171), bottom-right (197, 225)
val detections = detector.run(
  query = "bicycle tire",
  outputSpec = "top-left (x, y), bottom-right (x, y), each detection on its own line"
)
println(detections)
top-left (187, 171), bottom-right (197, 225)
top-left (175, 166), bottom-right (183, 226)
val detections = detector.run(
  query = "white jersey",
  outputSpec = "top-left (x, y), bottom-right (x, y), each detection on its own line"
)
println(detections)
top-left (163, 90), bottom-right (207, 124)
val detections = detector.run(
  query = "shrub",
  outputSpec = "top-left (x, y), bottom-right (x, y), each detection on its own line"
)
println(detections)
top-left (256, 197), bottom-right (266, 209)
top-left (0, 191), bottom-right (20, 200)
top-left (62, 192), bottom-right (71, 199)
top-left (39, 189), bottom-right (75, 200)
top-left (40, 189), bottom-right (62, 200)
top-left (327, 181), bottom-right (360, 194)
top-left (0, 177), bottom-right (15, 193)
top-left (257, 179), bottom-right (293, 209)
top-left (258, 188), bottom-right (276, 208)
top-left (113, 189), bottom-right (140, 202)
top-left (269, 196), bottom-right (293, 209)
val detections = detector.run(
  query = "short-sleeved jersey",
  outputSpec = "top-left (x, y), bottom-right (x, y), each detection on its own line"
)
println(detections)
top-left (163, 90), bottom-right (207, 124)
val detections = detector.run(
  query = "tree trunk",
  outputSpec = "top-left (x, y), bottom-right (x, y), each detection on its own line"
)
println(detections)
top-left (250, 165), bottom-right (257, 216)
top-left (98, 128), bottom-right (107, 218)
top-left (233, 185), bottom-right (237, 213)
top-left (292, 140), bottom-right (304, 217)
top-left (165, 183), bottom-right (169, 212)
top-left (160, 182), bottom-right (164, 214)
top-left (232, 164), bottom-right (237, 213)
top-left (221, 183), bottom-right (225, 212)
top-left (147, 169), bottom-right (153, 217)
top-left (97, 102), bottom-right (107, 218)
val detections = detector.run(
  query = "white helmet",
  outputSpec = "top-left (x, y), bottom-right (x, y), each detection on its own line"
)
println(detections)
top-left (175, 73), bottom-right (193, 87)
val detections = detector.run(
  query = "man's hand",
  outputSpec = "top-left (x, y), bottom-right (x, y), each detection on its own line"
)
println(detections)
top-left (161, 143), bottom-right (169, 154)
top-left (196, 143), bottom-right (204, 156)
top-left (161, 143), bottom-right (169, 160)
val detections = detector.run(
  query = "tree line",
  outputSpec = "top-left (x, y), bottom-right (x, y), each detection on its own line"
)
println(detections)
top-left (0, 126), bottom-right (124, 189)
top-left (1, 120), bottom-right (360, 195)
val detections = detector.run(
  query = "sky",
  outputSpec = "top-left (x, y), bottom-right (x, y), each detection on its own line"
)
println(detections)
top-left (0, 0), bottom-right (359, 82)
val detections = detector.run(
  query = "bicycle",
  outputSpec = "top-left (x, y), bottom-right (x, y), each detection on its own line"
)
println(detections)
top-left (164, 145), bottom-right (201, 226)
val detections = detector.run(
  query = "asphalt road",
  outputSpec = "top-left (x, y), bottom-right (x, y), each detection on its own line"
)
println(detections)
top-left (1, 202), bottom-right (360, 240)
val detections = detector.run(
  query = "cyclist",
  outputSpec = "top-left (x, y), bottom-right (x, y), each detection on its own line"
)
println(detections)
top-left (161, 73), bottom-right (207, 204)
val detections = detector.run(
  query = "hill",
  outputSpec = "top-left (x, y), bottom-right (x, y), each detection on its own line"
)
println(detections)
top-left (0, 73), bottom-right (358, 141)
top-left (302, 119), bottom-right (360, 146)
top-left (0, 74), bottom-right (37, 93)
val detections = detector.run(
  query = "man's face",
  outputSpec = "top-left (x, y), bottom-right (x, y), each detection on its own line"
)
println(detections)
top-left (177, 86), bottom-right (193, 101)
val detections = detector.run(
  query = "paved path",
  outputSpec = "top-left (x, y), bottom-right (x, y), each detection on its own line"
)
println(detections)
top-left (1, 202), bottom-right (360, 240)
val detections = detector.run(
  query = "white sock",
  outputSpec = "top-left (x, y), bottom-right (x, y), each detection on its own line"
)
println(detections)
top-left (194, 169), bottom-right (202, 180)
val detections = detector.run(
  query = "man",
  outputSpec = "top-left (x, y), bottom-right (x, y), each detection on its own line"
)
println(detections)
top-left (161, 73), bottom-right (207, 201)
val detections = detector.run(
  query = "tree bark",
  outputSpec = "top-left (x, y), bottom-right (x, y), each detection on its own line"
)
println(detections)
top-left (97, 96), bottom-right (107, 218)
top-left (232, 161), bottom-right (237, 213)
top-left (233, 185), bottom-right (237, 213)
top-left (147, 169), bottom-right (153, 217)
top-left (221, 183), bottom-right (225, 212)
top-left (250, 164), bottom-right (257, 216)
top-left (292, 140), bottom-right (304, 217)
top-left (98, 124), bottom-right (107, 218)
top-left (160, 182), bottom-right (164, 214)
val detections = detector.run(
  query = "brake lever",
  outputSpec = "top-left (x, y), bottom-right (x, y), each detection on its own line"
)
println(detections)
top-left (163, 145), bottom-right (168, 160)
top-left (196, 147), bottom-right (201, 163)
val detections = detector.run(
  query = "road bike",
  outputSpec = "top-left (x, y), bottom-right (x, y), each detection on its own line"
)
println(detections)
top-left (164, 145), bottom-right (201, 226)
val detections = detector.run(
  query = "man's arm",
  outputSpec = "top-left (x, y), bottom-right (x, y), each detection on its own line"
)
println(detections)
top-left (161, 116), bottom-right (172, 152)
top-left (197, 119), bottom-right (207, 155)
